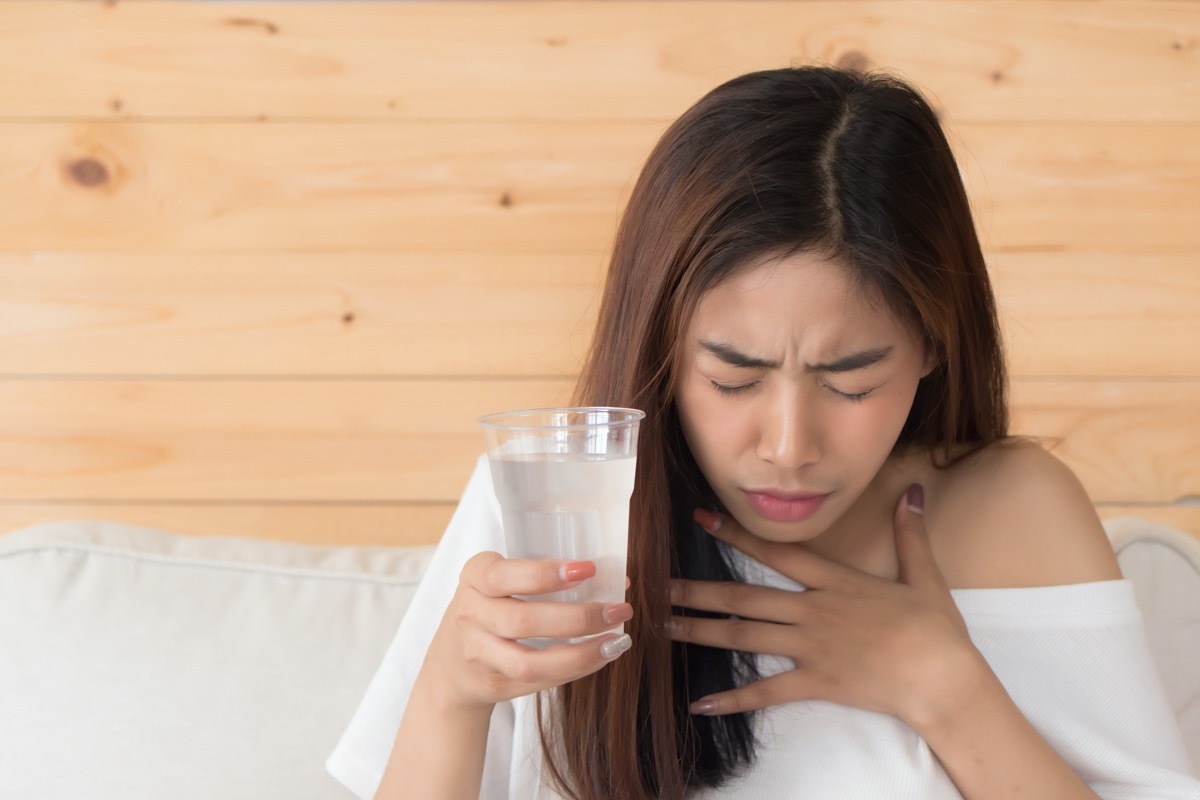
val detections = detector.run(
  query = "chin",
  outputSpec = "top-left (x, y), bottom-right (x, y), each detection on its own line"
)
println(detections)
top-left (734, 511), bottom-right (828, 543)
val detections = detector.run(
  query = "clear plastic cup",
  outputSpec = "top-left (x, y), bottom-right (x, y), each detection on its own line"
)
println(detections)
top-left (479, 407), bottom-right (644, 647)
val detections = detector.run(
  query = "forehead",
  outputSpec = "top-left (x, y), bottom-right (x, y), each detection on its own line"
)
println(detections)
top-left (687, 252), bottom-right (905, 340)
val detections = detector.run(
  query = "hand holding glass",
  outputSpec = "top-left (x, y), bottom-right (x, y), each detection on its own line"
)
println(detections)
top-left (480, 407), bottom-right (643, 648)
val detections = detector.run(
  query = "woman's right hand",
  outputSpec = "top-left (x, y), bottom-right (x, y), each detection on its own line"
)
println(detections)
top-left (419, 550), bottom-right (634, 712)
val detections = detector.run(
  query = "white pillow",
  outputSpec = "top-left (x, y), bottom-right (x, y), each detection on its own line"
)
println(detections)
top-left (1105, 517), bottom-right (1200, 769)
top-left (0, 521), bottom-right (435, 800)
top-left (2, 517), bottom-right (1194, 797)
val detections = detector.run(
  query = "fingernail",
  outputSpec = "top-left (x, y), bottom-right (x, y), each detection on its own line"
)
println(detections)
top-left (906, 484), bottom-right (925, 515)
top-left (559, 561), bottom-right (594, 582)
top-left (693, 508), bottom-right (722, 533)
top-left (668, 581), bottom-right (681, 603)
top-left (602, 603), bottom-right (633, 626)
top-left (663, 617), bottom-right (679, 634)
top-left (600, 633), bottom-right (632, 659)
top-left (689, 698), bottom-right (718, 715)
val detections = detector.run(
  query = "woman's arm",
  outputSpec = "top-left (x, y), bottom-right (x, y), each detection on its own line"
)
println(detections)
top-left (670, 445), bottom-right (1196, 795)
top-left (672, 489), bottom-right (1104, 798)
top-left (373, 553), bottom-right (632, 800)
top-left (329, 458), bottom-right (635, 800)
top-left (374, 664), bottom-right (494, 799)
top-left (666, 438), bottom-right (1200, 798)
top-left (910, 650), bottom-right (1100, 799)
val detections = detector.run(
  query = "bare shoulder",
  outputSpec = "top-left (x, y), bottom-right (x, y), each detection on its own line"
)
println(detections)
top-left (925, 439), bottom-right (1123, 589)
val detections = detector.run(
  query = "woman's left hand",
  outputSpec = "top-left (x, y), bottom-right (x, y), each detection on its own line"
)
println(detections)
top-left (667, 484), bottom-right (987, 729)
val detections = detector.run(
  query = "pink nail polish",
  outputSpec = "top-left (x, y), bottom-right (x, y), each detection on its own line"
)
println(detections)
top-left (689, 698), bottom-right (718, 715)
top-left (559, 561), bottom-right (595, 582)
top-left (602, 603), bottom-right (633, 626)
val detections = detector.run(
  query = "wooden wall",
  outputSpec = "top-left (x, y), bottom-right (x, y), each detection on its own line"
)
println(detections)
top-left (0, 1), bottom-right (1197, 546)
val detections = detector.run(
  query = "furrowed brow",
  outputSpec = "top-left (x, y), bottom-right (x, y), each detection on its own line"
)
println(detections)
top-left (807, 346), bottom-right (894, 373)
top-left (698, 340), bottom-right (780, 369)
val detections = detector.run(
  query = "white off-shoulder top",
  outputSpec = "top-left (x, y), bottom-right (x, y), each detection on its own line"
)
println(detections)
top-left (327, 456), bottom-right (1199, 799)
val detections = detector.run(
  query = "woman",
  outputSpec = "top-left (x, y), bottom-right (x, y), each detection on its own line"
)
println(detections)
top-left (327, 67), bottom-right (1197, 798)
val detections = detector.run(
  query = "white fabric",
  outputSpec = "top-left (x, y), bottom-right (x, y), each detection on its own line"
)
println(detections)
top-left (0, 520), bottom-right (435, 800)
top-left (1107, 517), bottom-right (1200, 770)
top-left (327, 455), bottom-right (1200, 799)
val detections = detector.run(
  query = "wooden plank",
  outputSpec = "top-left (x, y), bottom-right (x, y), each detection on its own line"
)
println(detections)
top-left (0, 2), bottom-right (1195, 123)
top-left (954, 124), bottom-right (1200, 254)
top-left (0, 251), bottom-right (605, 377)
top-left (2, 251), bottom-right (1195, 378)
top-left (0, 121), bottom-right (1197, 252)
top-left (0, 378), bottom-right (1194, 504)
top-left (0, 503), bottom-right (456, 548)
top-left (0, 502), bottom-right (1194, 548)
top-left (0, 120), bottom-right (650, 252)
top-left (1011, 380), bottom-right (1200, 505)
top-left (990, 252), bottom-right (1200, 379)
top-left (0, 378), bottom-right (574, 503)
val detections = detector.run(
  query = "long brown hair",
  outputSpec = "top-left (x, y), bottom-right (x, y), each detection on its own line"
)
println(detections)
top-left (546, 65), bottom-right (1008, 798)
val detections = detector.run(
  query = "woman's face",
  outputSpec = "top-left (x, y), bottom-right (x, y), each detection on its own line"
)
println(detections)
top-left (674, 251), bottom-right (934, 544)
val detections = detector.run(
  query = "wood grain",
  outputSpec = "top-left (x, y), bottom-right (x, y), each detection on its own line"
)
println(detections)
top-left (1011, 380), bottom-right (1200, 505)
top-left (0, 251), bottom-right (605, 377)
top-left (1, 378), bottom-right (1194, 504)
top-left (990, 252), bottom-right (1200, 379)
top-left (1, 121), bottom-right (1197, 252)
top-left (0, 502), bottom-right (456, 548)
top-left (1, 0), bottom-right (1196, 559)
top-left (0, 120), bottom-right (651, 251)
top-left (0, 379), bottom-right (571, 502)
top-left (2, 251), bottom-right (1196, 378)
top-left (0, 2), bottom-right (1195, 122)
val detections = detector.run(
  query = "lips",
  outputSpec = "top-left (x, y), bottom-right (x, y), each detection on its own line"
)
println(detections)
top-left (743, 489), bottom-right (831, 523)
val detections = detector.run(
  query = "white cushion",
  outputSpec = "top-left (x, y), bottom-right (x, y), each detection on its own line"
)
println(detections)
top-left (1, 517), bottom-right (1194, 797)
top-left (0, 520), bottom-right (434, 800)
top-left (1104, 517), bottom-right (1200, 769)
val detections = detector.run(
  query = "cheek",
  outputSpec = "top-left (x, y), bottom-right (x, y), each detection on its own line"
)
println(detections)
top-left (675, 379), bottom-right (717, 459)
top-left (675, 375), bottom-right (745, 473)
top-left (837, 383), bottom-right (920, 452)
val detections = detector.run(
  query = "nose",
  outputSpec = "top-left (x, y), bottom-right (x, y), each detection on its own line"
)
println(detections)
top-left (755, 389), bottom-right (821, 470)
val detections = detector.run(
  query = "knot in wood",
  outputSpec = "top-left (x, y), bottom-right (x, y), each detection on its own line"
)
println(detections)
top-left (835, 50), bottom-right (870, 73)
top-left (69, 158), bottom-right (110, 188)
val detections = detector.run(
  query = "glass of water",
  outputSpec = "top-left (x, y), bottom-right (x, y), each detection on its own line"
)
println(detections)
top-left (479, 407), bottom-right (644, 647)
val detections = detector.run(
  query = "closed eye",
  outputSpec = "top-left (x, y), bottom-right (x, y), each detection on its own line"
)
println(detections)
top-left (825, 384), bottom-right (873, 402)
top-left (710, 380), bottom-right (758, 397)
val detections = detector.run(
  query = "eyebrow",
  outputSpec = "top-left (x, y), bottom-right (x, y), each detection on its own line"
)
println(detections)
top-left (698, 340), bottom-right (895, 373)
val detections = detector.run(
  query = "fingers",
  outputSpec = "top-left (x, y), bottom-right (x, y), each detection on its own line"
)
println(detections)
top-left (892, 483), bottom-right (945, 591)
top-left (687, 671), bottom-right (814, 716)
top-left (465, 630), bottom-right (633, 702)
top-left (501, 632), bottom-right (633, 681)
top-left (667, 613), bottom-right (795, 657)
top-left (442, 552), bottom-right (636, 708)
top-left (458, 552), bottom-right (631, 640)
top-left (462, 551), bottom-right (596, 598)
top-left (693, 509), bottom-right (858, 589)
top-left (481, 597), bottom-right (633, 640)
top-left (670, 578), bottom-right (802, 624)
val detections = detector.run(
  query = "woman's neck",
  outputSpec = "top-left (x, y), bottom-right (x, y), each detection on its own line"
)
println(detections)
top-left (802, 447), bottom-right (946, 580)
